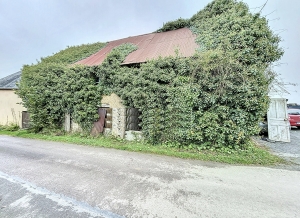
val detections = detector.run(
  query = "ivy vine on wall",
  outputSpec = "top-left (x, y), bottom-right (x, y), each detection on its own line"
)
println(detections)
top-left (17, 42), bottom-right (107, 132)
top-left (17, 0), bottom-right (283, 149)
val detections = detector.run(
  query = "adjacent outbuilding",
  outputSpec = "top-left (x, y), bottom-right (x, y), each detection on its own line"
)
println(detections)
top-left (0, 72), bottom-right (28, 128)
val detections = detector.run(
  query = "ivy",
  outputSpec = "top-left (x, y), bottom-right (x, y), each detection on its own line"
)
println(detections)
top-left (190, 0), bottom-right (283, 66)
top-left (96, 43), bottom-right (138, 94)
top-left (17, 42), bottom-right (106, 132)
top-left (17, 0), bottom-right (283, 150)
top-left (156, 18), bottom-right (191, 32)
top-left (62, 66), bottom-right (102, 131)
top-left (40, 42), bottom-right (106, 64)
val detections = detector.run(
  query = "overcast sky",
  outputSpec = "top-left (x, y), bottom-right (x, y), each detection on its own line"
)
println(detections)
top-left (0, 0), bottom-right (299, 103)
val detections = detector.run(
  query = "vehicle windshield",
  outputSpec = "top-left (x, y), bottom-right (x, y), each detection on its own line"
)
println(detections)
top-left (288, 109), bottom-right (300, 115)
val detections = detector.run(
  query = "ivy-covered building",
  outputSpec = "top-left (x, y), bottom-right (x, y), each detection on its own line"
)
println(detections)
top-left (18, 0), bottom-right (283, 148)
top-left (74, 28), bottom-right (199, 139)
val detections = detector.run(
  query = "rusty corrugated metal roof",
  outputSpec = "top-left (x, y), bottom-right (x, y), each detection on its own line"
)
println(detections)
top-left (75, 28), bottom-right (198, 66)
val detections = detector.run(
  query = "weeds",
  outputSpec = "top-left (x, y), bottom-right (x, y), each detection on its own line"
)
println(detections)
top-left (0, 124), bottom-right (19, 131)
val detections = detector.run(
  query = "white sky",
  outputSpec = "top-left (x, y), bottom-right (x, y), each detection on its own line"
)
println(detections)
top-left (0, 0), bottom-right (299, 103)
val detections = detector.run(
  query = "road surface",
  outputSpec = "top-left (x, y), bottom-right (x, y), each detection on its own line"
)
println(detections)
top-left (0, 135), bottom-right (299, 218)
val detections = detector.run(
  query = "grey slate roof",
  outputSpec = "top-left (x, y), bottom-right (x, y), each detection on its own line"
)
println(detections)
top-left (0, 71), bottom-right (21, 89)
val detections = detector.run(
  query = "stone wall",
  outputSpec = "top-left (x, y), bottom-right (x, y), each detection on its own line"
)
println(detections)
top-left (101, 93), bottom-right (127, 138)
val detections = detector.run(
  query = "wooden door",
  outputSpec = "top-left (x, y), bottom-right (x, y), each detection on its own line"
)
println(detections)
top-left (267, 98), bottom-right (290, 142)
top-left (22, 111), bottom-right (30, 129)
top-left (91, 108), bottom-right (112, 136)
top-left (91, 108), bottom-right (106, 136)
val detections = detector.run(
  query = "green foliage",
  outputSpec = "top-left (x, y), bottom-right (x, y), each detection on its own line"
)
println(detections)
top-left (156, 18), bottom-right (191, 32)
top-left (137, 0), bottom-right (282, 148)
top-left (0, 124), bottom-right (19, 131)
top-left (62, 66), bottom-right (103, 131)
top-left (96, 43), bottom-right (138, 94)
top-left (114, 51), bottom-right (268, 148)
top-left (121, 57), bottom-right (192, 145)
top-left (17, 63), bottom-right (66, 131)
top-left (17, 42), bottom-right (106, 132)
top-left (40, 42), bottom-right (106, 64)
top-left (190, 0), bottom-right (283, 65)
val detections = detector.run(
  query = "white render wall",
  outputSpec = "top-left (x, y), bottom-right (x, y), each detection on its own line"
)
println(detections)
top-left (0, 89), bottom-right (26, 127)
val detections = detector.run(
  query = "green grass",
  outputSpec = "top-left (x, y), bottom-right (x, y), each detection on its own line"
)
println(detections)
top-left (0, 129), bottom-right (286, 166)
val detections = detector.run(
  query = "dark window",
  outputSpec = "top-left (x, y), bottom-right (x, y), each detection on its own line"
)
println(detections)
top-left (126, 108), bottom-right (142, 131)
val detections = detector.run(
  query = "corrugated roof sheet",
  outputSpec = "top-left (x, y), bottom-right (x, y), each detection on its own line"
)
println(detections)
top-left (75, 28), bottom-right (198, 66)
top-left (0, 71), bottom-right (21, 89)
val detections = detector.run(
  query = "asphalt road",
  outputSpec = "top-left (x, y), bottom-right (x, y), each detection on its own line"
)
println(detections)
top-left (0, 136), bottom-right (300, 218)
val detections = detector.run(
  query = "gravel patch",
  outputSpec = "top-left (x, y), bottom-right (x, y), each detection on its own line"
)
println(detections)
top-left (254, 127), bottom-right (300, 170)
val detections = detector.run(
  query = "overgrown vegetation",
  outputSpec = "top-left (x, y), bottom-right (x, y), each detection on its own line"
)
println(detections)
top-left (39, 42), bottom-right (106, 64)
top-left (156, 18), bottom-right (191, 33)
top-left (0, 124), bottom-right (19, 131)
top-left (17, 0), bottom-right (283, 150)
top-left (17, 42), bottom-right (106, 132)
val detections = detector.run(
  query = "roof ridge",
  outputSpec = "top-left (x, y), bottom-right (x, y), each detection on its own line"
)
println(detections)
top-left (75, 28), bottom-right (198, 66)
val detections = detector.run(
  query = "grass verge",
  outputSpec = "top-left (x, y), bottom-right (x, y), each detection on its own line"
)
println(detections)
top-left (0, 129), bottom-right (286, 166)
